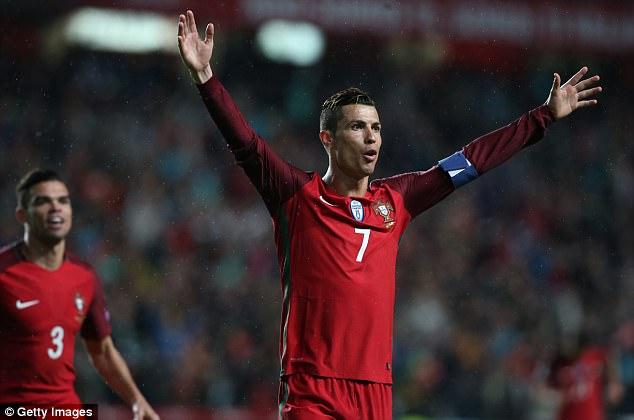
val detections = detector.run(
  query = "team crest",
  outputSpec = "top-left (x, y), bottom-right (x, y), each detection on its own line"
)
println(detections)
top-left (372, 200), bottom-right (395, 228)
top-left (75, 293), bottom-right (85, 313)
top-left (350, 200), bottom-right (364, 222)
top-left (74, 292), bottom-right (86, 323)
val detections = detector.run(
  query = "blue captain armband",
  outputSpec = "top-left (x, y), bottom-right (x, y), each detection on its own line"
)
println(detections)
top-left (438, 151), bottom-right (479, 188)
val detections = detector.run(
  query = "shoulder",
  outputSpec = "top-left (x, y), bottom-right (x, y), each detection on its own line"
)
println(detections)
top-left (65, 253), bottom-right (98, 278)
top-left (299, 172), bottom-right (324, 195)
top-left (0, 241), bottom-right (24, 272)
top-left (370, 172), bottom-right (414, 189)
top-left (369, 174), bottom-right (408, 193)
top-left (65, 254), bottom-right (106, 301)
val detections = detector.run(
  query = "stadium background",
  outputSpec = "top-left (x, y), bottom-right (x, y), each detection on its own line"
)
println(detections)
top-left (1, 1), bottom-right (633, 418)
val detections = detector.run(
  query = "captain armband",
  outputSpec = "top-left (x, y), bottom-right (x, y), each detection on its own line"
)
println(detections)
top-left (438, 151), bottom-right (479, 188)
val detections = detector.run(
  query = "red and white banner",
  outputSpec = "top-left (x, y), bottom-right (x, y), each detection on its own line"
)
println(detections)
top-left (4, 0), bottom-right (633, 57)
top-left (231, 0), bottom-right (634, 53)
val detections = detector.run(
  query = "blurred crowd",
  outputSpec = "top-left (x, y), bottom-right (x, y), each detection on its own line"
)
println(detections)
top-left (1, 33), bottom-right (633, 419)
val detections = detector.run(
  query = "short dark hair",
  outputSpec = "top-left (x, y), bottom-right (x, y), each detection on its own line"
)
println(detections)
top-left (16, 169), bottom-right (65, 210)
top-left (320, 87), bottom-right (376, 133)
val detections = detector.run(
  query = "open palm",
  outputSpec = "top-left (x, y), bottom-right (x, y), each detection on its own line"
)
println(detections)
top-left (546, 67), bottom-right (602, 120)
top-left (177, 10), bottom-right (214, 83)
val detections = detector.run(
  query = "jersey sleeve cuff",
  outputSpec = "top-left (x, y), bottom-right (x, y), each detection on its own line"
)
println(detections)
top-left (196, 76), bottom-right (221, 102)
top-left (534, 104), bottom-right (556, 127)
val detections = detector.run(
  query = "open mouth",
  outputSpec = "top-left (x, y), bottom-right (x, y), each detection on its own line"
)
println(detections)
top-left (363, 150), bottom-right (377, 162)
top-left (46, 216), bottom-right (65, 229)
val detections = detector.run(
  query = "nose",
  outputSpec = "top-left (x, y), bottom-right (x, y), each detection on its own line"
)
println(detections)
top-left (50, 199), bottom-right (63, 212)
top-left (364, 127), bottom-right (376, 143)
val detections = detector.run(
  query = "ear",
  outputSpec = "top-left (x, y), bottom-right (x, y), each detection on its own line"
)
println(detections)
top-left (319, 130), bottom-right (335, 150)
top-left (15, 208), bottom-right (27, 224)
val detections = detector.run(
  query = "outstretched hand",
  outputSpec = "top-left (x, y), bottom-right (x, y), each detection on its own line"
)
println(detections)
top-left (546, 67), bottom-right (602, 120)
top-left (177, 10), bottom-right (214, 84)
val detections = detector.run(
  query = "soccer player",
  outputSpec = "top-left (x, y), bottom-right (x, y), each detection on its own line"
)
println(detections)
top-left (0, 170), bottom-right (159, 420)
top-left (549, 333), bottom-right (624, 420)
top-left (177, 10), bottom-right (602, 418)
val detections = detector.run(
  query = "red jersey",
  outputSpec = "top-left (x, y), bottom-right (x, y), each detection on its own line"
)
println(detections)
top-left (198, 77), bottom-right (553, 383)
top-left (0, 242), bottom-right (112, 403)
top-left (551, 346), bottom-right (609, 420)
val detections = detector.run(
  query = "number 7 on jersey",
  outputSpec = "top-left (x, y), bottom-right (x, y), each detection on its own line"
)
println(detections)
top-left (354, 228), bottom-right (371, 262)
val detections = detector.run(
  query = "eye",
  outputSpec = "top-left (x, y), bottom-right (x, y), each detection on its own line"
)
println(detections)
top-left (32, 197), bottom-right (48, 206)
top-left (373, 125), bottom-right (381, 132)
top-left (59, 197), bottom-right (71, 205)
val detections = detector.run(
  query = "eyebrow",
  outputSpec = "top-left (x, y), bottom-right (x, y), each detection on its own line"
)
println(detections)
top-left (347, 119), bottom-right (381, 126)
top-left (32, 194), bottom-right (71, 202)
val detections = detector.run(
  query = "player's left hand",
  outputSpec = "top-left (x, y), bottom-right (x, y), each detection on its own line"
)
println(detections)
top-left (132, 400), bottom-right (160, 420)
top-left (546, 66), bottom-right (602, 120)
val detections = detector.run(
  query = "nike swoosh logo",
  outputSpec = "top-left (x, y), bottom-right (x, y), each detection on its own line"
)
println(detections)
top-left (16, 299), bottom-right (40, 310)
top-left (319, 195), bottom-right (337, 207)
top-left (448, 161), bottom-right (473, 178)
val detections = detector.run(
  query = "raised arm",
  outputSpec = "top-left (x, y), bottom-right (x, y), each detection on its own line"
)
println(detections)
top-left (462, 66), bottom-right (601, 175)
top-left (387, 67), bottom-right (602, 218)
top-left (176, 10), bottom-right (310, 215)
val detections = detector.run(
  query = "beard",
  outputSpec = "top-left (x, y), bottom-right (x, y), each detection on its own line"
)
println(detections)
top-left (29, 224), bottom-right (70, 247)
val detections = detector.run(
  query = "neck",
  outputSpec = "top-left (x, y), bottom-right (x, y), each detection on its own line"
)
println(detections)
top-left (322, 167), bottom-right (369, 197)
top-left (23, 234), bottom-right (65, 270)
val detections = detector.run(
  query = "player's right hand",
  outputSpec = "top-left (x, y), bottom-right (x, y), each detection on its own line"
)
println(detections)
top-left (132, 400), bottom-right (160, 420)
top-left (177, 10), bottom-right (214, 84)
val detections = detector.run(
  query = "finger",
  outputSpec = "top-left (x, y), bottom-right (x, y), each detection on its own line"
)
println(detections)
top-left (179, 14), bottom-right (188, 35)
top-left (576, 99), bottom-right (599, 109)
top-left (177, 22), bottom-right (186, 51)
top-left (551, 73), bottom-right (560, 92)
top-left (575, 75), bottom-right (600, 91)
top-left (564, 66), bottom-right (588, 87)
top-left (577, 86), bottom-right (602, 100)
top-left (187, 10), bottom-right (197, 34)
top-left (204, 23), bottom-right (214, 44)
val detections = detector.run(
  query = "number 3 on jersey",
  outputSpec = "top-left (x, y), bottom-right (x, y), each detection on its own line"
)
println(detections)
top-left (48, 325), bottom-right (64, 359)
top-left (354, 228), bottom-right (371, 262)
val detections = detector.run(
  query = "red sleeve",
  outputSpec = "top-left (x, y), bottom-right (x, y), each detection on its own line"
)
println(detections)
top-left (378, 167), bottom-right (454, 219)
top-left (384, 105), bottom-right (554, 219)
top-left (197, 77), bottom-right (311, 215)
top-left (464, 105), bottom-right (554, 173)
top-left (80, 273), bottom-right (112, 340)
